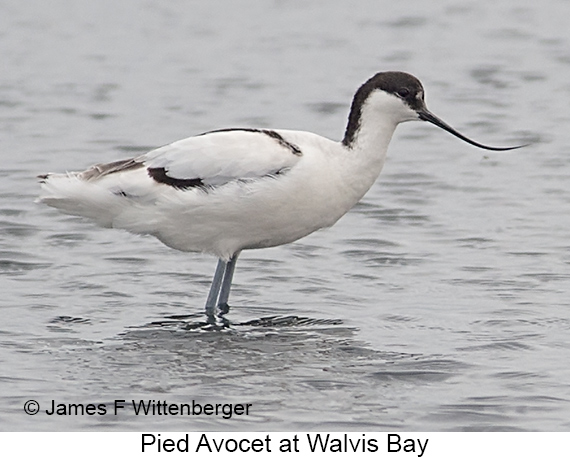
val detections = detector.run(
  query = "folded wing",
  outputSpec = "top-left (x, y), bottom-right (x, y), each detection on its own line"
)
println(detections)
top-left (142, 128), bottom-right (302, 189)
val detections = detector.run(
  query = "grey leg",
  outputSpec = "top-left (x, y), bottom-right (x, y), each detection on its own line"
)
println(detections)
top-left (205, 259), bottom-right (226, 316)
top-left (217, 252), bottom-right (239, 312)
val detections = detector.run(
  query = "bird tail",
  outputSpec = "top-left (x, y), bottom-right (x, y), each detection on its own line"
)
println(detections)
top-left (38, 172), bottom-right (129, 228)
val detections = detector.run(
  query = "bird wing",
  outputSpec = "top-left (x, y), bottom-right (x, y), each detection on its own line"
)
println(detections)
top-left (141, 128), bottom-right (303, 188)
top-left (38, 128), bottom-right (306, 230)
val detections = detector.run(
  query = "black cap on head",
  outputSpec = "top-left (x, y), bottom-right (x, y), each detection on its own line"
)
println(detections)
top-left (344, 71), bottom-right (525, 151)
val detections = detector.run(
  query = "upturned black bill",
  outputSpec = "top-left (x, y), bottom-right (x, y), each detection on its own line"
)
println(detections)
top-left (418, 109), bottom-right (524, 151)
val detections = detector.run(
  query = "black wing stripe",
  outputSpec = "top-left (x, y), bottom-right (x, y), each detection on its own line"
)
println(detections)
top-left (199, 128), bottom-right (303, 156)
top-left (262, 129), bottom-right (303, 156)
top-left (147, 167), bottom-right (205, 190)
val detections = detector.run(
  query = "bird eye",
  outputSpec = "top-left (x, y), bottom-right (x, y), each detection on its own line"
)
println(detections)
top-left (397, 88), bottom-right (410, 98)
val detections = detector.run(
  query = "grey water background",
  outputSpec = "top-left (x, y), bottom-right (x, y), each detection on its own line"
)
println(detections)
top-left (2, 0), bottom-right (569, 431)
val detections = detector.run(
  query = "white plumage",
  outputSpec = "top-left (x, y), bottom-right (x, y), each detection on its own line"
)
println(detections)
top-left (39, 71), bottom-right (521, 318)
top-left (40, 129), bottom-right (369, 259)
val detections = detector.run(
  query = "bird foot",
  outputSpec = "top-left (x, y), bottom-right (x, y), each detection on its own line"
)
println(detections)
top-left (217, 302), bottom-right (230, 315)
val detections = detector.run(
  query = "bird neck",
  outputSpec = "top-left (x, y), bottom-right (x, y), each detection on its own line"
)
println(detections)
top-left (342, 95), bottom-right (399, 167)
top-left (336, 95), bottom-right (401, 202)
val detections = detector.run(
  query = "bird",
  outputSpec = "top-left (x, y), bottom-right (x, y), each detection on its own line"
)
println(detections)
top-left (38, 71), bottom-right (522, 320)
